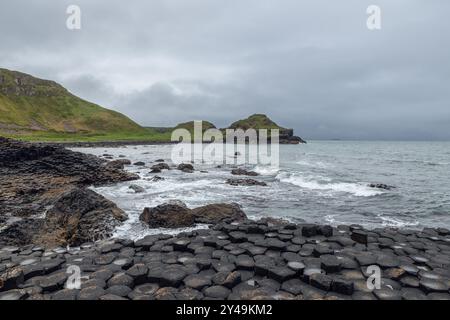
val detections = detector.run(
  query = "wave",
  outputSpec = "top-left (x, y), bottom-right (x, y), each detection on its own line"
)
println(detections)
top-left (296, 160), bottom-right (330, 168)
top-left (253, 165), bottom-right (280, 176)
top-left (276, 172), bottom-right (383, 197)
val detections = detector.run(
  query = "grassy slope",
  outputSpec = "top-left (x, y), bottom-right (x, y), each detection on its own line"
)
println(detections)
top-left (227, 114), bottom-right (284, 130)
top-left (0, 68), bottom-right (167, 142)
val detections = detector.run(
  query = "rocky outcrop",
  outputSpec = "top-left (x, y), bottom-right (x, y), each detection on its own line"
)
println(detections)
top-left (35, 188), bottom-right (127, 246)
top-left (226, 178), bottom-right (267, 186)
top-left (368, 183), bottom-right (396, 190)
top-left (1, 221), bottom-right (449, 300)
top-left (139, 202), bottom-right (248, 228)
top-left (0, 138), bottom-right (138, 247)
top-left (177, 163), bottom-right (194, 173)
top-left (231, 168), bottom-right (259, 176)
top-left (139, 203), bottom-right (195, 228)
top-left (191, 203), bottom-right (247, 224)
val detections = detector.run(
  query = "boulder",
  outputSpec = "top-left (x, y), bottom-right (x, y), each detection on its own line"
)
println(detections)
top-left (192, 203), bottom-right (247, 224)
top-left (177, 163), bottom-right (194, 173)
top-left (226, 178), bottom-right (267, 186)
top-left (151, 163), bottom-right (170, 171)
top-left (129, 185), bottom-right (145, 193)
top-left (36, 187), bottom-right (127, 246)
top-left (105, 159), bottom-right (131, 170)
top-left (139, 203), bottom-right (195, 228)
top-left (368, 183), bottom-right (395, 190)
top-left (231, 168), bottom-right (259, 176)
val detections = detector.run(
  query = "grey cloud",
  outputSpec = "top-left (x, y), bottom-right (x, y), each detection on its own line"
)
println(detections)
top-left (1, 0), bottom-right (449, 140)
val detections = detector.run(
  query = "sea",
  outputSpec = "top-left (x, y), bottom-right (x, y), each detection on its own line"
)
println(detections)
top-left (73, 141), bottom-right (450, 240)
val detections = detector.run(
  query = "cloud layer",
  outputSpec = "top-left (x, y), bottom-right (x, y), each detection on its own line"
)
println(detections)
top-left (1, 0), bottom-right (449, 140)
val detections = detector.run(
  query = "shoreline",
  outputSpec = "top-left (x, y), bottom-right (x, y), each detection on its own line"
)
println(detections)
top-left (1, 219), bottom-right (449, 300)
top-left (1, 138), bottom-right (449, 300)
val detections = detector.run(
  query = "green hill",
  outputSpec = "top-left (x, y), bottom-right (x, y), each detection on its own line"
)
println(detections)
top-left (0, 68), bottom-right (156, 142)
top-left (226, 114), bottom-right (305, 144)
top-left (228, 114), bottom-right (282, 130)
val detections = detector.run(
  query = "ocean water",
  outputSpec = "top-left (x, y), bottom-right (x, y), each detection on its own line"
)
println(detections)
top-left (73, 141), bottom-right (450, 240)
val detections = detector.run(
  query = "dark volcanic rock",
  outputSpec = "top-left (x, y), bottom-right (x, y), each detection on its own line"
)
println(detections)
top-left (231, 168), bottom-right (259, 176)
top-left (177, 163), bottom-right (194, 173)
top-left (36, 187), bottom-right (127, 246)
top-left (0, 138), bottom-right (137, 246)
top-left (192, 203), bottom-right (247, 224)
top-left (368, 183), bottom-right (395, 190)
top-left (139, 203), bottom-right (194, 228)
top-left (226, 178), bottom-right (267, 187)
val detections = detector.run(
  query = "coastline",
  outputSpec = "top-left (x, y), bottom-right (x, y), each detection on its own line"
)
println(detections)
top-left (1, 219), bottom-right (449, 300)
top-left (1, 138), bottom-right (449, 300)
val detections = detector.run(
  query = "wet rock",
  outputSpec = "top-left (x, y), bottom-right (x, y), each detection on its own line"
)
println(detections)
top-left (129, 184), bottom-right (145, 193)
top-left (351, 230), bottom-right (368, 245)
top-left (51, 288), bottom-right (79, 300)
top-left (281, 279), bottom-right (304, 295)
top-left (0, 266), bottom-right (24, 290)
top-left (126, 264), bottom-right (148, 284)
top-left (183, 274), bottom-right (212, 290)
top-left (212, 271), bottom-right (241, 288)
top-left (37, 187), bottom-right (127, 247)
top-left (151, 163), bottom-right (170, 171)
top-left (203, 285), bottom-right (231, 299)
top-left (107, 273), bottom-right (134, 288)
top-left (106, 159), bottom-right (131, 170)
top-left (128, 283), bottom-right (159, 299)
top-left (150, 175), bottom-right (164, 182)
top-left (419, 279), bottom-right (449, 293)
top-left (267, 266), bottom-right (296, 282)
top-left (133, 162), bottom-right (145, 166)
top-left (373, 288), bottom-right (402, 300)
top-left (158, 265), bottom-right (187, 287)
top-left (100, 294), bottom-right (128, 300)
top-left (320, 255), bottom-right (341, 273)
top-left (231, 168), bottom-right (259, 176)
top-left (401, 288), bottom-right (427, 300)
top-left (0, 289), bottom-right (29, 300)
top-left (39, 272), bottom-right (67, 292)
top-left (226, 179), bottom-right (267, 187)
top-left (139, 203), bottom-right (195, 228)
top-left (331, 278), bottom-right (354, 295)
top-left (192, 203), bottom-right (247, 224)
top-left (177, 163), bottom-right (194, 173)
top-left (106, 285), bottom-right (132, 297)
top-left (368, 183), bottom-right (395, 190)
top-left (78, 286), bottom-right (106, 300)
top-left (309, 273), bottom-right (333, 291)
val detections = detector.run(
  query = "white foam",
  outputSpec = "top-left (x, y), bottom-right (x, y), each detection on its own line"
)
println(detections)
top-left (253, 165), bottom-right (280, 176)
top-left (379, 216), bottom-right (419, 228)
top-left (277, 172), bottom-right (383, 197)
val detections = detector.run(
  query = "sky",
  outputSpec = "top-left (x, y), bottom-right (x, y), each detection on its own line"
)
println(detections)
top-left (1, 0), bottom-right (449, 140)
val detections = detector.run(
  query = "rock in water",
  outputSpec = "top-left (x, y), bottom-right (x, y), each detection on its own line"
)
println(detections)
top-left (231, 168), bottom-right (259, 176)
top-left (129, 184), bottom-right (145, 193)
top-left (139, 202), bottom-right (247, 228)
top-left (226, 178), bottom-right (267, 186)
top-left (177, 163), bottom-right (194, 173)
top-left (139, 203), bottom-right (195, 228)
top-left (368, 183), bottom-right (395, 190)
top-left (36, 187), bottom-right (127, 246)
top-left (151, 163), bottom-right (170, 171)
top-left (192, 203), bottom-right (247, 224)
top-left (106, 159), bottom-right (131, 169)
top-left (0, 138), bottom-right (138, 247)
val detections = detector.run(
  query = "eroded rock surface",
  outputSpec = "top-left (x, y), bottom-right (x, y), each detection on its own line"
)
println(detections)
top-left (0, 138), bottom-right (137, 247)
top-left (1, 221), bottom-right (448, 300)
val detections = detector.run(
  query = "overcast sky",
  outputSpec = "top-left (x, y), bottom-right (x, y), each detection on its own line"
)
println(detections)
top-left (1, 0), bottom-right (449, 140)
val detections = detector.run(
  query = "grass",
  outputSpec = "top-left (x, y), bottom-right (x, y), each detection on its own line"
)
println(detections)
top-left (2, 127), bottom-right (174, 143)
